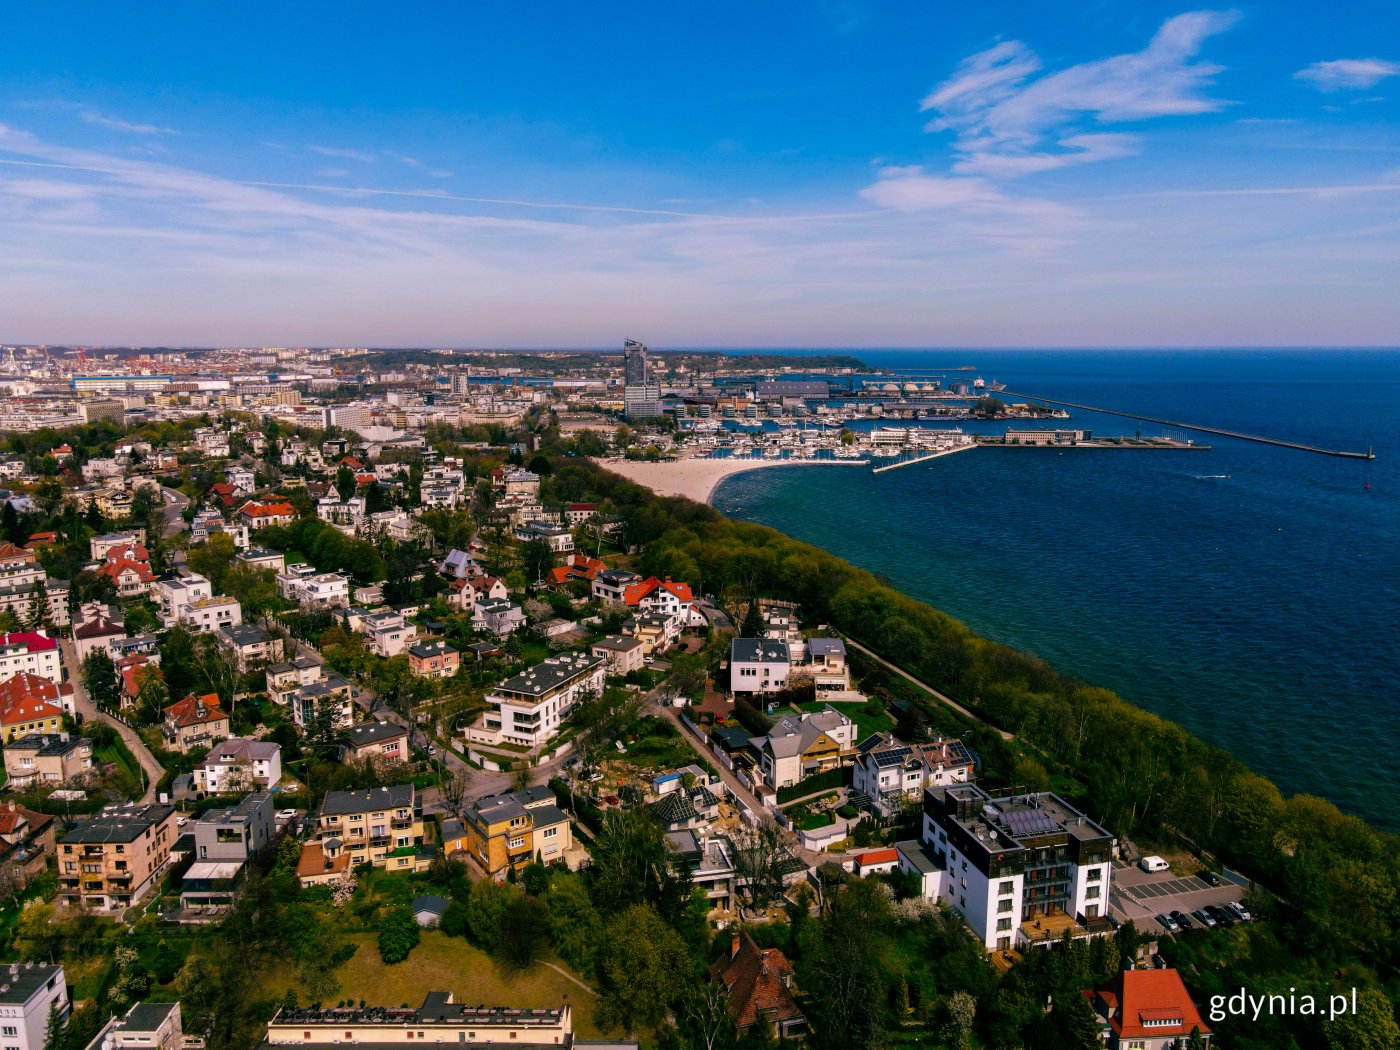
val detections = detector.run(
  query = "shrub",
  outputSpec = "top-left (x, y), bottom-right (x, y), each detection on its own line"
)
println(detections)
top-left (377, 906), bottom-right (420, 964)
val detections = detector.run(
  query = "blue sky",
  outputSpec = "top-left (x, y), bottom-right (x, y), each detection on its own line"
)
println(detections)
top-left (2, 3), bottom-right (1398, 347)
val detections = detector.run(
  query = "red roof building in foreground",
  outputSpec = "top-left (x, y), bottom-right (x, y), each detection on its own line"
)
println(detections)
top-left (546, 553), bottom-right (608, 588)
top-left (1085, 968), bottom-right (1212, 1048)
top-left (0, 672), bottom-right (70, 743)
top-left (709, 930), bottom-right (807, 1039)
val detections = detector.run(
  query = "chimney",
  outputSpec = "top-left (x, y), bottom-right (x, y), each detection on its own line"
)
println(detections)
top-left (731, 929), bottom-right (741, 960)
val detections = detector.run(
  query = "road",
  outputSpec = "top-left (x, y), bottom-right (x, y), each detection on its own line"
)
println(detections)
top-left (60, 637), bottom-right (165, 803)
top-left (651, 702), bottom-right (830, 867)
top-left (843, 636), bottom-right (1015, 741)
top-left (160, 486), bottom-right (190, 539)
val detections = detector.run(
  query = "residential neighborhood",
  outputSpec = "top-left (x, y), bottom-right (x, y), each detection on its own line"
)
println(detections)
top-left (0, 370), bottom-right (1312, 1050)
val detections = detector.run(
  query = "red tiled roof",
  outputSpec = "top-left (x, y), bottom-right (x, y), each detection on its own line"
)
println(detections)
top-left (99, 558), bottom-right (154, 585)
top-left (568, 502), bottom-right (599, 511)
top-left (104, 541), bottom-right (150, 563)
top-left (164, 692), bottom-right (228, 728)
top-left (855, 848), bottom-right (900, 868)
top-left (0, 542), bottom-right (35, 563)
top-left (709, 931), bottom-right (805, 1032)
top-left (339, 456), bottom-right (364, 468)
top-left (0, 673), bottom-right (66, 727)
top-left (0, 632), bottom-right (58, 654)
top-left (623, 576), bottom-right (695, 607)
top-left (1100, 969), bottom-right (1211, 1040)
top-left (469, 576), bottom-right (504, 593)
top-left (208, 482), bottom-right (237, 496)
top-left (241, 501), bottom-right (296, 517)
top-left (121, 661), bottom-right (162, 699)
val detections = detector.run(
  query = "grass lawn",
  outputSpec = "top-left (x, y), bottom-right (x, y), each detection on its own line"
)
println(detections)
top-left (261, 931), bottom-right (603, 1037)
top-left (794, 810), bottom-right (835, 831)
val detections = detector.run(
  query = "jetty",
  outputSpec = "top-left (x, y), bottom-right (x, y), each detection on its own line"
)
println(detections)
top-left (1003, 393), bottom-right (1376, 460)
top-left (871, 443), bottom-right (977, 473)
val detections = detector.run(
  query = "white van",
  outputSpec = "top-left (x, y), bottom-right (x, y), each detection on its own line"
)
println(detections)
top-left (1139, 856), bottom-right (1170, 873)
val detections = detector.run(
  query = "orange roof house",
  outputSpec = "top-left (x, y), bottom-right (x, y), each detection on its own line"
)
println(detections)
top-left (0, 672), bottom-right (70, 743)
top-left (1086, 968), bottom-right (1212, 1048)
top-left (162, 692), bottom-right (230, 752)
top-left (546, 553), bottom-right (608, 587)
top-left (709, 930), bottom-right (807, 1039)
top-left (623, 576), bottom-right (695, 608)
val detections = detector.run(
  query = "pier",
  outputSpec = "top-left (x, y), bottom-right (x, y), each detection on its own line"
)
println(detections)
top-left (1003, 393), bottom-right (1376, 460)
top-left (870, 443), bottom-right (977, 473)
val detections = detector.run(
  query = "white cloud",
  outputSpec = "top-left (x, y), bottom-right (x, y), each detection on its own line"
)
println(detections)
top-left (920, 10), bottom-right (1240, 176)
top-left (80, 110), bottom-right (176, 135)
top-left (308, 145), bottom-right (378, 162)
top-left (1295, 58), bottom-right (1400, 92)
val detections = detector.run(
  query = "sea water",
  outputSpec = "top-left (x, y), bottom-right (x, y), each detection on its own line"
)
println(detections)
top-left (710, 349), bottom-right (1400, 830)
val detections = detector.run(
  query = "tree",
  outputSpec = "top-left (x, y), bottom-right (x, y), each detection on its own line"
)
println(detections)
top-left (521, 538), bottom-right (554, 586)
top-left (41, 1003), bottom-right (64, 1050)
top-left (465, 878), bottom-right (520, 952)
top-left (335, 465), bottom-right (356, 503)
top-left (595, 904), bottom-right (689, 1034)
top-left (377, 906), bottom-right (420, 964)
top-left (493, 894), bottom-right (549, 974)
top-left (1323, 987), bottom-right (1400, 1050)
top-left (438, 766), bottom-right (473, 816)
top-left (81, 649), bottom-right (119, 712)
top-left (546, 872), bottom-right (603, 975)
top-left (188, 532), bottom-right (237, 591)
top-left (679, 978), bottom-right (736, 1050)
top-left (942, 991), bottom-right (976, 1050)
top-left (195, 635), bottom-right (241, 711)
top-left (739, 599), bottom-right (765, 639)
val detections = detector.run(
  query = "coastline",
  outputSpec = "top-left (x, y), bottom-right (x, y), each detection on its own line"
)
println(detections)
top-left (600, 455), bottom-right (864, 505)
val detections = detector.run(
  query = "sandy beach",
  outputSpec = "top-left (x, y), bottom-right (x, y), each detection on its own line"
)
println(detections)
top-left (600, 455), bottom-right (866, 504)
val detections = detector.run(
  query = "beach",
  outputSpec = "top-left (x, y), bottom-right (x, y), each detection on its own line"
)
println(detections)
top-left (601, 455), bottom-right (864, 504)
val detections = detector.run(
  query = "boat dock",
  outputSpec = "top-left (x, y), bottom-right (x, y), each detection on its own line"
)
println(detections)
top-left (1003, 392), bottom-right (1376, 460)
top-left (974, 435), bottom-right (1208, 451)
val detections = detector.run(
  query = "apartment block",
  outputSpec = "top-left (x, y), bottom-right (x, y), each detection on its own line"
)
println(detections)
top-left (919, 784), bottom-right (1115, 951)
top-left (300, 784), bottom-right (429, 884)
top-left (0, 963), bottom-right (68, 1050)
top-left (461, 786), bottom-right (572, 877)
top-left (468, 652), bottom-right (605, 748)
top-left (58, 804), bottom-right (178, 911)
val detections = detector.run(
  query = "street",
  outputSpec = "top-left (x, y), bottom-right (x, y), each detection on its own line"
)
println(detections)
top-left (59, 636), bottom-right (165, 804)
top-left (160, 486), bottom-right (190, 539)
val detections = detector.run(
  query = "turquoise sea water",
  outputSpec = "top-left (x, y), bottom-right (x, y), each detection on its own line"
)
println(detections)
top-left (708, 349), bottom-right (1400, 831)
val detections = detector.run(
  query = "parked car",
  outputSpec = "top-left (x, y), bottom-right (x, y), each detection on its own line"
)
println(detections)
top-left (276, 809), bottom-right (297, 821)
top-left (562, 755), bottom-right (580, 769)
top-left (1139, 856), bottom-right (1171, 873)
top-left (425, 744), bottom-right (437, 756)
top-left (1171, 910), bottom-right (1194, 930)
top-left (1206, 905), bottom-right (1235, 926)
top-left (1156, 913), bottom-right (1179, 933)
top-left (1199, 870), bottom-right (1223, 886)
top-left (1192, 908), bottom-right (1218, 929)
top-left (1226, 900), bottom-right (1253, 922)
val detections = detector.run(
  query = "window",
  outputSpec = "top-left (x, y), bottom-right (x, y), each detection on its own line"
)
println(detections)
top-left (997, 899), bottom-right (1013, 913)
top-left (996, 918), bottom-right (1012, 932)
top-left (508, 836), bottom-right (525, 849)
top-left (999, 879), bottom-right (1014, 895)
top-left (1086, 886), bottom-right (1100, 900)
top-left (542, 827), bottom-right (558, 839)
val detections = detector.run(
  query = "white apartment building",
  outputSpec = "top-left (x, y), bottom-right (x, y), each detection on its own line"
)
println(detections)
top-left (174, 596), bottom-right (242, 635)
top-left (154, 572), bottom-right (213, 627)
top-left (470, 652), bottom-right (606, 748)
top-left (360, 611), bottom-right (415, 658)
top-left (729, 638), bottom-right (791, 694)
top-left (917, 784), bottom-right (1115, 951)
top-left (276, 564), bottom-right (351, 608)
top-left (0, 963), bottom-right (68, 1050)
top-left (0, 632), bottom-right (62, 686)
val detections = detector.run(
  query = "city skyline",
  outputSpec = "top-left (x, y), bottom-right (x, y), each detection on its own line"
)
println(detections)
top-left (2, 3), bottom-right (1399, 347)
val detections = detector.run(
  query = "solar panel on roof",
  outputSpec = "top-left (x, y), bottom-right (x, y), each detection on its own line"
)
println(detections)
top-left (1004, 809), bottom-right (1058, 837)
top-left (873, 747), bottom-right (912, 767)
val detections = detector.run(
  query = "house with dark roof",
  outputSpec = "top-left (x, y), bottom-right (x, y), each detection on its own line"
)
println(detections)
top-left (72, 614), bottom-right (126, 664)
top-left (461, 786), bottom-right (572, 877)
top-left (709, 929), bottom-right (807, 1039)
top-left (3, 733), bottom-right (93, 788)
top-left (1085, 968), bottom-right (1212, 1048)
top-left (851, 731), bottom-right (976, 817)
top-left (729, 638), bottom-right (791, 695)
top-left (341, 720), bottom-right (410, 767)
top-left (58, 804), bottom-right (178, 911)
top-left (299, 784), bottom-right (430, 882)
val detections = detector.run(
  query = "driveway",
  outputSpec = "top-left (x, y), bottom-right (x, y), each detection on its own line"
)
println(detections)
top-left (61, 637), bottom-right (164, 803)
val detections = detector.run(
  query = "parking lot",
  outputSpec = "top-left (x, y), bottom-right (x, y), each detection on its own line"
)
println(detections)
top-left (1109, 861), bottom-right (1249, 935)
